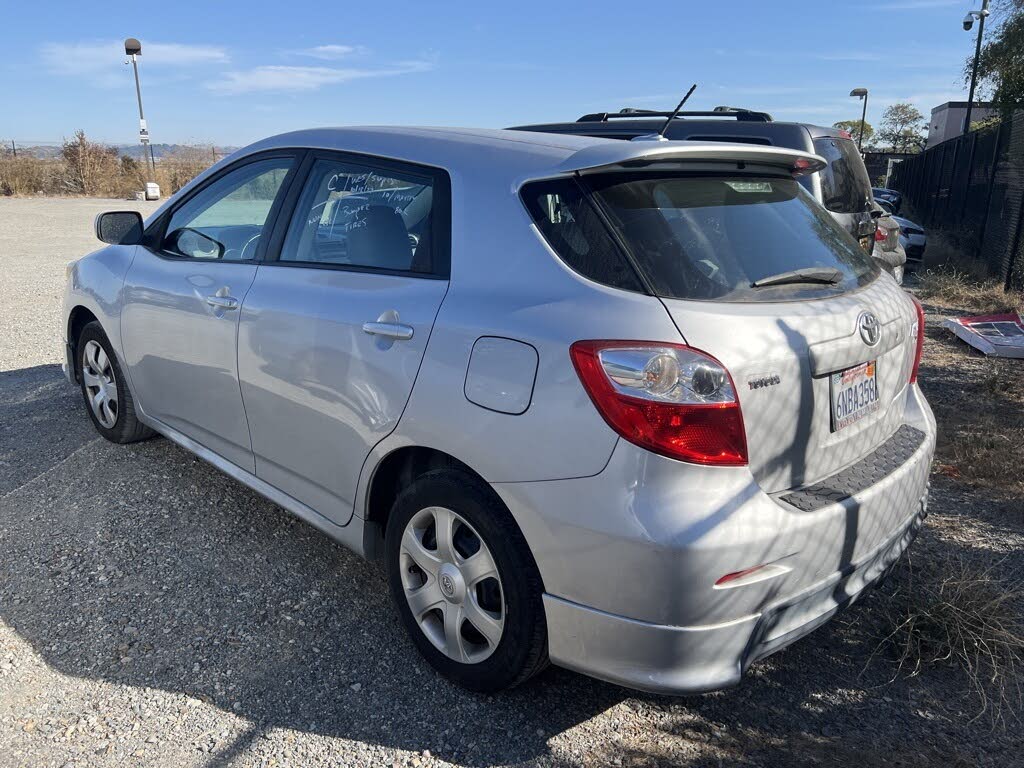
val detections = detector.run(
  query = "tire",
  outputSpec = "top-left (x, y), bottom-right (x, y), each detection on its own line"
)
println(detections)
top-left (76, 321), bottom-right (155, 444)
top-left (385, 469), bottom-right (548, 692)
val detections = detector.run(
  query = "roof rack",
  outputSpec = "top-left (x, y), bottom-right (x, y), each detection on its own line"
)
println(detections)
top-left (577, 106), bottom-right (774, 123)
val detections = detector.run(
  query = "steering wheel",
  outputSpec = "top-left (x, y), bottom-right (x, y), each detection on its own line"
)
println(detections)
top-left (238, 233), bottom-right (262, 261)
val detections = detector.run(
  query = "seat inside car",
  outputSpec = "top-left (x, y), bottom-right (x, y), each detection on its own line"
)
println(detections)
top-left (348, 205), bottom-right (414, 271)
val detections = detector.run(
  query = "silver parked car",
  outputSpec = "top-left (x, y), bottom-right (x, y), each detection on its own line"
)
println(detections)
top-left (892, 214), bottom-right (926, 265)
top-left (62, 127), bottom-right (935, 694)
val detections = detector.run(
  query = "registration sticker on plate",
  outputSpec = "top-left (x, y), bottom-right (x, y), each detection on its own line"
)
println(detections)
top-left (831, 360), bottom-right (880, 431)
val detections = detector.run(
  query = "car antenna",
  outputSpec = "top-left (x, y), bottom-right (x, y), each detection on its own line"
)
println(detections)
top-left (631, 84), bottom-right (698, 142)
top-left (659, 84), bottom-right (698, 138)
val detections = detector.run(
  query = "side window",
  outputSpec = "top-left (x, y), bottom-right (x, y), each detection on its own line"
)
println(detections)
top-left (280, 158), bottom-right (436, 273)
top-left (161, 157), bottom-right (294, 261)
top-left (520, 178), bottom-right (644, 293)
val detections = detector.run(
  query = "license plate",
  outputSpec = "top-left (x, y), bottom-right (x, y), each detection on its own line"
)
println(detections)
top-left (830, 360), bottom-right (880, 432)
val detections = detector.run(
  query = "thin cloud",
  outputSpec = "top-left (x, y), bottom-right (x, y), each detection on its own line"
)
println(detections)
top-left (292, 44), bottom-right (369, 60)
top-left (41, 40), bottom-right (229, 87)
top-left (208, 61), bottom-right (434, 94)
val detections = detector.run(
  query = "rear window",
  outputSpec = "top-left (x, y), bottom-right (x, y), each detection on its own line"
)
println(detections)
top-left (813, 137), bottom-right (872, 214)
top-left (522, 172), bottom-right (878, 302)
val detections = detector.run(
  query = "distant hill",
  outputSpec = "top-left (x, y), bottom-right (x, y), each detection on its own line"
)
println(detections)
top-left (12, 143), bottom-right (237, 160)
top-left (119, 143), bottom-right (238, 161)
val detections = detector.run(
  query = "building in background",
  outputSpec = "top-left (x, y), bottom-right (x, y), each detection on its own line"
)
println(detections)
top-left (926, 101), bottom-right (997, 148)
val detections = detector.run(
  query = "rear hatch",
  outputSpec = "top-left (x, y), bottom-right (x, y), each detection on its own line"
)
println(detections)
top-left (527, 162), bottom-right (918, 492)
top-left (660, 280), bottom-right (915, 491)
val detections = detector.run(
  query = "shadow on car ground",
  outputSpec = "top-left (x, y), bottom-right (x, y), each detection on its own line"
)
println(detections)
top-left (1, 365), bottom-right (1019, 767)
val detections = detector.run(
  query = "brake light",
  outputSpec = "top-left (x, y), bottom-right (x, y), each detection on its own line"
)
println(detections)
top-left (910, 296), bottom-right (925, 384)
top-left (570, 341), bottom-right (748, 466)
top-left (838, 129), bottom-right (853, 140)
top-left (791, 157), bottom-right (818, 176)
top-left (875, 227), bottom-right (887, 242)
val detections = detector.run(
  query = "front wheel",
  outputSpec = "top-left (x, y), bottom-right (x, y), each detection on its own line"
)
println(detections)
top-left (385, 469), bottom-right (548, 692)
top-left (76, 321), bottom-right (155, 444)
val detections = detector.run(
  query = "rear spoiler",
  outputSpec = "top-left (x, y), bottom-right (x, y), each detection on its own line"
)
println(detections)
top-left (559, 141), bottom-right (827, 176)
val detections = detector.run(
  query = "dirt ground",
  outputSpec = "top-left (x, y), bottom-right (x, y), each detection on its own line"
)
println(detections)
top-left (1, 198), bottom-right (1022, 767)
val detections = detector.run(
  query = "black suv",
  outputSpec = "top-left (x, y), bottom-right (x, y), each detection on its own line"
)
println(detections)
top-left (511, 108), bottom-right (877, 254)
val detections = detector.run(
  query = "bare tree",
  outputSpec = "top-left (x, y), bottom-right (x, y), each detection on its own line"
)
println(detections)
top-left (60, 130), bottom-right (121, 195)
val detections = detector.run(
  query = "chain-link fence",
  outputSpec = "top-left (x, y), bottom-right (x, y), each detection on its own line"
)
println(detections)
top-left (889, 111), bottom-right (1024, 291)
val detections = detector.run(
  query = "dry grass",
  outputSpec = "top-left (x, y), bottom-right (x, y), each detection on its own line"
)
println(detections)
top-left (917, 267), bottom-right (1024, 315)
top-left (874, 553), bottom-right (1024, 727)
top-left (1, 132), bottom-right (214, 198)
top-left (915, 267), bottom-right (1024, 497)
top-left (942, 415), bottom-right (1024, 494)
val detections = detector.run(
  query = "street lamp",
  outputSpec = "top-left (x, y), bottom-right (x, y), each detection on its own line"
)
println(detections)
top-left (124, 37), bottom-right (156, 176)
top-left (849, 88), bottom-right (869, 151)
top-left (962, 0), bottom-right (991, 134)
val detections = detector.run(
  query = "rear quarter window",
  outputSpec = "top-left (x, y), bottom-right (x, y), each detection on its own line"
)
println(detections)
top-left (520, 179), bottom-right (645, 292)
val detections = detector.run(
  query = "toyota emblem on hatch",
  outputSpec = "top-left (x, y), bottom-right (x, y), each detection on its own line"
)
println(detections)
top-left (858, 311), bottom-right (881, 347)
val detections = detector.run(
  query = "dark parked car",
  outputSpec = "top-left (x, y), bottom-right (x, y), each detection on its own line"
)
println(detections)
top-left (872, 187), bottom-right (902, 214)
top-left (511, 108), bottom-right (878, 254)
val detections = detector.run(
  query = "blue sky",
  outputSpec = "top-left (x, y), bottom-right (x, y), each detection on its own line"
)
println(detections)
top-left (0, 0), bottom-right (984, 147)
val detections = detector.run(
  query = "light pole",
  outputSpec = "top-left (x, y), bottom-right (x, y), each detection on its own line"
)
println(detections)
top-left (962, 1), bottom-right (991, 135)
top-left (849, 88), bottom-right (869, 151)
top-left (124, 37), bottom-right (156, 177)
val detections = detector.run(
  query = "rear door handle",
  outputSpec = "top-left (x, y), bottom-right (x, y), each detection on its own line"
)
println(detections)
top-left (362, 321), bottom-right (414, 340)
top-left (205, 295), bottom-right (239, 310)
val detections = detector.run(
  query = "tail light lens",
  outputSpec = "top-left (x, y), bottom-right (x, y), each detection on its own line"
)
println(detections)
top-left (874, 227), bottom-right (887, 242)
top-left (570, 341), bottom-right (748, 466)
top-left (910, 297), bottom-right (925, 384)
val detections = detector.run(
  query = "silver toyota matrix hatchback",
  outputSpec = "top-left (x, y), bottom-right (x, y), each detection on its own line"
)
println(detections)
top-left (62, 127), bottom-right (935, 694)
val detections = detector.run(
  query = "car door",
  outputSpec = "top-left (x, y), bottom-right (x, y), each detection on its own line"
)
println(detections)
top-left (237, 152), bottom-right (450, 526)
top-left (121, 153), bottom-right (299, 472)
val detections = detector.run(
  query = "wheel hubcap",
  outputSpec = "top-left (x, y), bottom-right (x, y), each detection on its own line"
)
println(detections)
top-left (399, 506), bottom-right (505, 663)
top-left (82, 340), bottom-right (118, 429)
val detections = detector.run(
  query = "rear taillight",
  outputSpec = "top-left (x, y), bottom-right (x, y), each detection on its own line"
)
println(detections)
top-left (875, 227), bottom-right (887, 242)
top-left (570, 341), bottom-right (748, 466)
top-left (910, 297), bottom-right (925, 384)
top-left (791, 157), bottom-right (820, 176)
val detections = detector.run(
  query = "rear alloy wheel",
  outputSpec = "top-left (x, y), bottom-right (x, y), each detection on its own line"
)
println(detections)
top-left (76, 321), bottom-right (155, 444)
top-left (386, 469), bottom-right (548, 692)
top-left (399, 506), bottom-right (505, 663)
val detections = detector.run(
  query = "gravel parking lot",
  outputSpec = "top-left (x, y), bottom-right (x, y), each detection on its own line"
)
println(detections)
top-left (2, 198), bottom-right (1022, 767)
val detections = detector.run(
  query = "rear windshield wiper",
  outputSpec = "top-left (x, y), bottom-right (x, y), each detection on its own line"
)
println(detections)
top-left (751, 267), bottom-right (843, 288)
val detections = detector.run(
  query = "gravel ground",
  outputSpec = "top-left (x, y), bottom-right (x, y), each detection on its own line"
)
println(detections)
top-left (2, 198), bottom-right (1023, 767)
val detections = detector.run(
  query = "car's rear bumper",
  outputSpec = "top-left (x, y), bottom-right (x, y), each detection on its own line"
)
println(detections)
top-left (542, 492), bottom-right (925, 694)
top-left (493, 385), bottom-right (935, 695)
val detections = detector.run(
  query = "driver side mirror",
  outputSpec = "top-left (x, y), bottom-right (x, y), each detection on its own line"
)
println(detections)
top-left (166, 227), bottom-right (225, 260)
top-left (95, 211), bottom-right (144, 245)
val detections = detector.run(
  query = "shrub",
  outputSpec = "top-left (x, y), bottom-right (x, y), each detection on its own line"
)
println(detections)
top-left (875, 553), bottom-right (1024, 726)
top-left (0, 132), bottom-right (215, 197)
